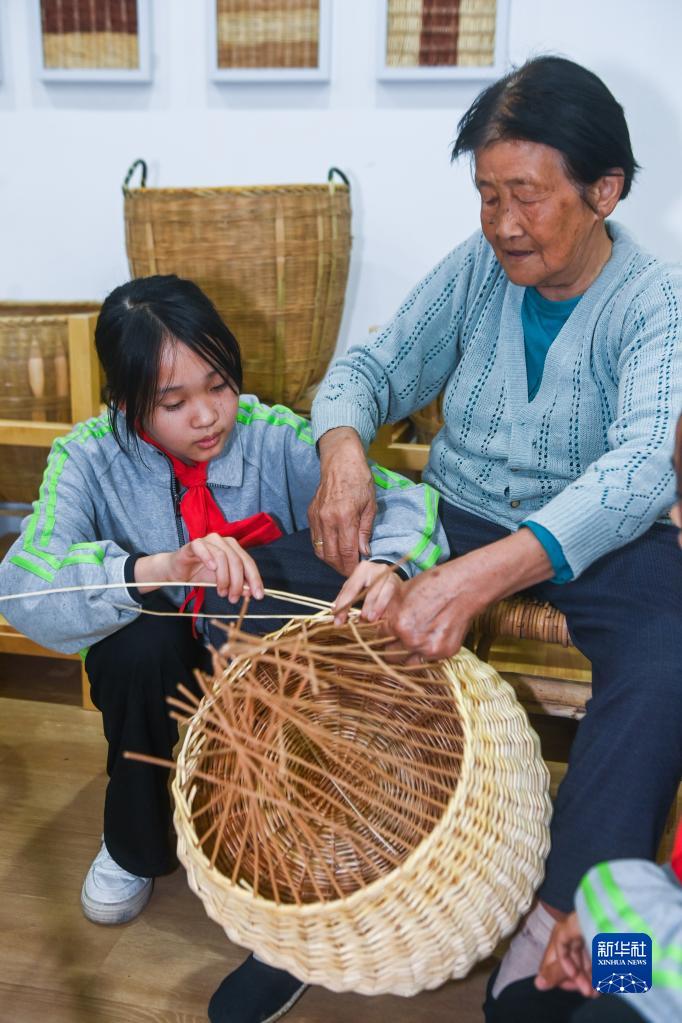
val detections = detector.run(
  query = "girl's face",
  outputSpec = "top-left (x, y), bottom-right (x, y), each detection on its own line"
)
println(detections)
top-left (145, 340), bottom-right (239, 464)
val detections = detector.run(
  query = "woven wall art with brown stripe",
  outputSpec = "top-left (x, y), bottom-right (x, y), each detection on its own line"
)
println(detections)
top-left (215, 0), bottom-right (320, 70)
top-left (40, 0), bottom-right (140, 70)
top-left (386, 0), bottom-right (497, 68)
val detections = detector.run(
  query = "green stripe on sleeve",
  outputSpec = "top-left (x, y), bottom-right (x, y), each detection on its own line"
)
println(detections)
top-left (580, 866), bottom-right (682, 990)
top-left (40, 447), bottom-right (71, 547)
top-left (370, 464), bottom-right (413, 491)
top-left (9, 554), bottom-right (55, 582)
top-left (597, 862), bottom-right (682, 967)
top-left (61, 554), bottom-right (105, 569)
top-left (416, 544), bottom-right (441, 570)
top-left (237, 400), bottom-right (314, 445)
top-left (406, 486), bottom-right (441, 570)
top-left (371, 464), bottom-right (414, 491)
top-left (652, 969), bottom-right (682, 989)
top-left (68, 542), bottom-right (105, 559)
top-left (13, 415), bottom-right (112, 580)
top-left (579, 870), bottom-right (615, 932)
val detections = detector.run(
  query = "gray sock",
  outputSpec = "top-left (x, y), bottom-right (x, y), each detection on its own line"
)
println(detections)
top-left (491, 902), bottom-right (557, 999)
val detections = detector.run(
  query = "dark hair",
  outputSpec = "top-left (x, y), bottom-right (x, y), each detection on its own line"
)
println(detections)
top-left (95, 274), bottom-right (242, 451)
top-left (452, 55), bottom-right (639, 200)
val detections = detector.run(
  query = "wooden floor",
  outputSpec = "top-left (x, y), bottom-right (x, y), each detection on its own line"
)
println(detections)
top-left (0, 656), bottom-right (497, 1023)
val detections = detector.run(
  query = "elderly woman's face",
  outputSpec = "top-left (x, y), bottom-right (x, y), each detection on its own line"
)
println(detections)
top-left (475, 139), bottom-right (602, 292)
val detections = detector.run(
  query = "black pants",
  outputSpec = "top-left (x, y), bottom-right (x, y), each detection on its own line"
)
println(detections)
top-left (85, 530), bottom-right (344, 876)
top-left (484, 978), bottom-right (645, 1023)
top-left (572, 999), bottom-right (644, 1022)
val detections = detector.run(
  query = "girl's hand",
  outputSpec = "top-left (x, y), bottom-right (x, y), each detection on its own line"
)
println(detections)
top-left (535, 912), bottom-right (597, 998)
top-left (332, 561), bottom-right (403, 626)
top-left (135, 535), bottom-right (264, 603)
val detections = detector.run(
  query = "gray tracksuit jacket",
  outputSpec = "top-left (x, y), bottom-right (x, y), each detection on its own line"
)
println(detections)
top-left (576, 857), bottom-right (682, 1021)
top-left (0, 397), bottom-right (447, 653)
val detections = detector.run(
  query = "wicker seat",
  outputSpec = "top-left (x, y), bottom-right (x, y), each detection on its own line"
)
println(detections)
top-left (473, 596), bottom-right (572, 654)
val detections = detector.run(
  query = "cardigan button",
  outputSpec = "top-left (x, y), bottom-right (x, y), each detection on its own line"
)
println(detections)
top-left (510, 499), bottom-right (521, 508)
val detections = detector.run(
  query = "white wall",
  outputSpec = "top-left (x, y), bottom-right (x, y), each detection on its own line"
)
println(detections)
top-left (1, 0), bottom-right (681, 357)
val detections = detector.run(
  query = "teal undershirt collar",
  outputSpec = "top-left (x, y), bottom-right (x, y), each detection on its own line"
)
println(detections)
top-left (520, 286), bottom-right (583, 583)
top-left (521, 286), bottom-right (583, 401)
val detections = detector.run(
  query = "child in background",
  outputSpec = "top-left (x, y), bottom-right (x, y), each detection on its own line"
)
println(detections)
top-left (0, 274), bottom-right (448, 1023)
top-left (486, 411), bottom-right (682, 1023)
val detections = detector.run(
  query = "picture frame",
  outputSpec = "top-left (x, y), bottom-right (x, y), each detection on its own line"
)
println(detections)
top-left (209, 0), bottom-right (331, 84)
top-left (377, 0), bottom-right (509, 82)
top-left (35, 0), bottom-right (152, 83)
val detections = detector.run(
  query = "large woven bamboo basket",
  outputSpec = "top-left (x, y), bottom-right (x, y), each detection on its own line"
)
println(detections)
top-left (173, 616), bottom-right (551, 995)
top-left (123, 161), bottom-right (352, 408)
top-left (0, 302), bottom-right (100, 504)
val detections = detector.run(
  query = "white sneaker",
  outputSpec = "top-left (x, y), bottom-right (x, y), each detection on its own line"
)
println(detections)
top-left (80, 839), bottom-right (153, 924)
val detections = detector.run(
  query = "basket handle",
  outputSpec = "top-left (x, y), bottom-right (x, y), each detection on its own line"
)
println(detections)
top-left (122, 158), bottom-right (148, 193)
top-left (327, 166), bottom-right (350, 191)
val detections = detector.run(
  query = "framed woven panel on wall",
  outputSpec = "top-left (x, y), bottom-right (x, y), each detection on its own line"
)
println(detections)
top-left (378, 0), bottom-right (509, 81)
top-left (36, 0), bottom-right (151, 82)
top-left (209, 0), bottom-right (331, 82)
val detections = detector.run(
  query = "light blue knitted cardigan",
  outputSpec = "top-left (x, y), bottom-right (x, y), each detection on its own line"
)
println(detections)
top-left (312, 222), bottom-right (682, 578)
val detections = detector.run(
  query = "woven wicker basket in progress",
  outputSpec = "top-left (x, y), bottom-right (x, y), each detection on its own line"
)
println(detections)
top-left (173, 616), bottom-right (551, 996)
top-left (123, 162), bottom-right (351, 408)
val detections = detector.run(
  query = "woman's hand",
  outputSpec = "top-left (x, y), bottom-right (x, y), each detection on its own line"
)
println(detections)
top-left (379, 529), bottom-right (555, 661)
top-left (332, 561), bottom-right (404, 626)
top-left (535, 912), bottom-right (597, 998)
top-left (134, 534), bottom-right (265, 603)
top-left (308, 427), bottom-right (377, 576)
top-left (379, 558), bottom-right (483, 661)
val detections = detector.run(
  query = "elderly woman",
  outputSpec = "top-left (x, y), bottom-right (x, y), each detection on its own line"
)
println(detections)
top-left (477, 418), bottom-right (682, 1023)
top-left (310, 56), bottom-right (682, 1015)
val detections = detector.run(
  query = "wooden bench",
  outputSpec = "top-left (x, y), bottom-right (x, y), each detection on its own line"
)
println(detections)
top-left (0, 613), bottom-right (95, 710)
top-left (0, 308), bottom-right (101, 711)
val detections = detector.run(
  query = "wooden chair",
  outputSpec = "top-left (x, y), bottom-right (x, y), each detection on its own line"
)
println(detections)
top-left (0, 307), bottom-right (101, 711)
top-left (0, 613), bottom-right (94, 710)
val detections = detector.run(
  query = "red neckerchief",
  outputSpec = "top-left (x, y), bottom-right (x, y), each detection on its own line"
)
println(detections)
top-left (672, 821), bottom-right (682, 883)
top-left (138, 429), bottom-right (282, 628)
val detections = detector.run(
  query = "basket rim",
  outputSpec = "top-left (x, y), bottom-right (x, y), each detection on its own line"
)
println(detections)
top-left (173, 644), bottom-right (488, 916)
top-left (124, 183), bottom-right (349, 198)
top-left (0, 301), bottom-right (100, 324)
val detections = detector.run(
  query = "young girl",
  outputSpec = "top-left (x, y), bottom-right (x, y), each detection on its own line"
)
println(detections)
top-left (0, 274), bottom-right (447, 1023)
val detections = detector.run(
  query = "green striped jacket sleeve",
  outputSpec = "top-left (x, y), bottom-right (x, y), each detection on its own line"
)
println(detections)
top-left (368, 464), bottom-right (448, 576)
top-left (0, 420), bottom-right (141, 654)
top-left (576, 859), bottom-right (682, 1020)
